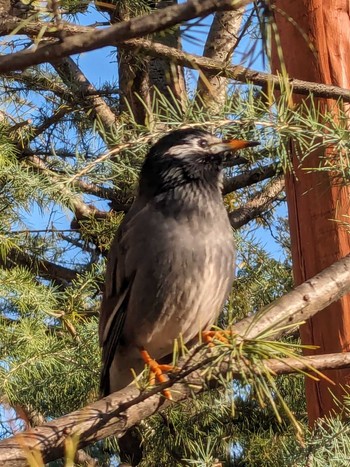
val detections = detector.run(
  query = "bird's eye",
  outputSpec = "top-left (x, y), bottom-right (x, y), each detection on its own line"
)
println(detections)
top-left (199, 139), bottom-right (208, 148)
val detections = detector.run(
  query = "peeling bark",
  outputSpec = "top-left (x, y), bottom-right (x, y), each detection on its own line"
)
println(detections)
top-left (271, 0), bottom-right (350, 424)
top-left (197, 8), bottom-right (244, 111)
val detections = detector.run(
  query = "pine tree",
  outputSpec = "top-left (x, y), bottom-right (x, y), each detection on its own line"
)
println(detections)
top-left (1, 1), bottom-right (350, 466)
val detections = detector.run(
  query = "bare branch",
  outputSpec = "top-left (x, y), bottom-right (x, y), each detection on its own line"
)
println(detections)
top-left (127, 39), bottom-right (350, 103)
top-left (3, 15), bottom-right (350, 103)
top-left (149, 1), bottom-right (187, 115)
top-left (229, 176), bottom-right (285, 229)
top-left (223, 163), bottom-right (279, 195)
top-left (2, 254), bottom-right (350, 465)
top-left (264, 353), bottom-right (350, 375)
top-left (0, 13), bottom-right (93, 37)
top-left (72, 179), bottom-right (116, 201)
top-left (0, 398), bottom-right (98, 466)
top-left (234, 254), bottom-right (350, 340)
top-left (0, 0), bottom-right (252, 72)
top-left (0, 248), bottom-right (78, 284)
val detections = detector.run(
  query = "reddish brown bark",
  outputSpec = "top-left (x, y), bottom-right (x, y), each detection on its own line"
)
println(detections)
top-left (272, 0), bottom-right (350, 424)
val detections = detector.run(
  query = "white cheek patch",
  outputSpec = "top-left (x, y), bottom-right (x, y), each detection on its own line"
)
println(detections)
top-left (166, 145), bottom-right (188, 158)
top-left (166, 145), bottom-right (205, 160)
top-left (165, 135), bottom-right (223, 159)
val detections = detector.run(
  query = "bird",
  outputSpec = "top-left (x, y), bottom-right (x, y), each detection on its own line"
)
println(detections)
top-left (99, 128), bottom-right (259, 396)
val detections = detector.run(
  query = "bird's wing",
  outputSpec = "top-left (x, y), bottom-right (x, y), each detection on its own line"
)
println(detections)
top-left (99, 201), bottom-right (143, 396)
top-left (99, 284), bottom-right (132, 396)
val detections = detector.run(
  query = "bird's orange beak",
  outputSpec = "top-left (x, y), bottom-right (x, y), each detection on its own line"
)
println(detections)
top-left (210, 139), bottom-right (260, 154)
top-left (224, 139), bottom-right (260, 151)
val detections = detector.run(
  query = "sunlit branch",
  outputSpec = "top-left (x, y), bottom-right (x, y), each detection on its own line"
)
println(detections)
top-left (229, 176), bottom-right (285, 229)
top-left (0, 0), bottom-right (252, 72)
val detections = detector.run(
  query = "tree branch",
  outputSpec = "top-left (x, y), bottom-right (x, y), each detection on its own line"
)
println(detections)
top-left (127, 38), bottom-right (350, 103)
top-left (0, 0), bottom-right (252, 72)
top-left (28, 105), bottom-right (71, 142)
top-left (27, 155), bottom-right (109, 222)
top-left (4, 70), bottom-right (71, 99)
top-left (0, 399), bottom-right (98, 466)
top-left (233, 256), bottom-right (350, 340)
top-left (71, 179), bottom-right (116, 202)
top-left (2, 254), bottom-right (350, 465)
top-left (1, 350), bottom-right (349, 466)
top-left (0, 248), bottom-right (78, 284)
top-left (3, 14), bottom-right (350, 103)
top-left (223, 163), bottom-right (279, 195)
top-left (52, 57), bottom-right (117, 132)
top-left (229, 176), bottom-right (285, 229)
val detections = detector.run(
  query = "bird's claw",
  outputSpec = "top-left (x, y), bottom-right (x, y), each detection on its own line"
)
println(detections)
top-left (140, 349), bottom-right (176, 399)
top-left (202, 329), bottom-right (236, 347)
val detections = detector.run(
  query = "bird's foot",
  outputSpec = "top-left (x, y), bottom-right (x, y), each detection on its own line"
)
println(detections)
top-left (139, 348), bottom-right (175, 400)
top-left (202, 329), bottom-right (236, 347)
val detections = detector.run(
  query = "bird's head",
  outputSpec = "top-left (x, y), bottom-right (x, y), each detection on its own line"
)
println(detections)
top-left (140, 128), bottom-right (259, 197)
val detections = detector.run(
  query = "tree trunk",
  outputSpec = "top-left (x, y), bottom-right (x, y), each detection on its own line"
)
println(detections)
top-left (271, 0), bottom-right (350, 424)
